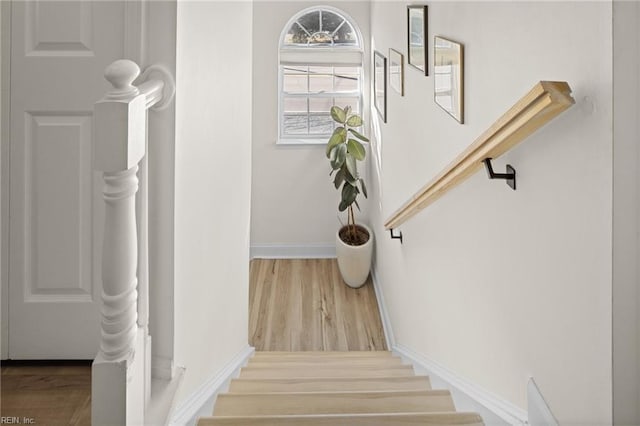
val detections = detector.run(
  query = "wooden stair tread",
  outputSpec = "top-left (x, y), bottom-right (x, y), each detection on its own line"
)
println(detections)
top-left (238, 365), bottom-right (415, 379)
top-left (199, 412), bottom-right (484, 426)
top-left (213, 390), bottom-right (455, 416)
top-left (253, 351), bottom-right (394, 357)
top-left (248, 356), bottom-right (402, 366)
top-left (228, 376), bottom-right (432, 393)
top-left (246, 358), bottom-right (405, 369)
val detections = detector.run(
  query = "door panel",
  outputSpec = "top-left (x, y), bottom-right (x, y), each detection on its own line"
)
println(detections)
top-left (9, 1), bottom-right (126, 359)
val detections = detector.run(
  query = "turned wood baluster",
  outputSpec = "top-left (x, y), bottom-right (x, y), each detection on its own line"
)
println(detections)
top-left (101, 167), bottom-right (139, 360)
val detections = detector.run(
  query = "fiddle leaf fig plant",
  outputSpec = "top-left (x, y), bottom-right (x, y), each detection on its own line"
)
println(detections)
top-left (327, 105), bottom-right (369, 245)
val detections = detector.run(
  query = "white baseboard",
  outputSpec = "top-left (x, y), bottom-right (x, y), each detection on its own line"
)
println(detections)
top-left (146, 366), bottom-right (186, 426)
top-left (169, 346), bottom-right (255, 426)
top-left (393, 344), bottom-right (528, 425)
top-left (527, 377), bottom-right (558, 426)
top-left (370, 265), bottom-right (395, 348)
top-left (250, 243), bottom-right (335, 259)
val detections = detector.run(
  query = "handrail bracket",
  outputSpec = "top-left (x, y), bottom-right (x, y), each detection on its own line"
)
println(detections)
top-left (389, 228), bottom-right (403, 243)
top-left (483, 158), bottom-right (516, 190)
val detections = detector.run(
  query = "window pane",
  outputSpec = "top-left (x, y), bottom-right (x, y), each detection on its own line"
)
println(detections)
top-left (283, 66), bottom-right (307, 74)
top-left (309, 66), bottom-right (333, 74)
top-left (337, 67), bottom-right (358, 74)
top-left (284, 23), bottom-right (310, 45)
top-left (283, 115), bottom-right (308, 135)
top-left (282, 8), bottom-right (360, 47)
top-left (309, 97), bottom-right (333, 113)
top-left (321, 11), bottom-right (344, 34)
top-left (283, 97), bottom-right (307, 114)
top-left (283, 74), bottom-right (307, 93)
top-left (309, 32), bottom-right (333, 46)
top-left (334, 97), bottom-right (359, 114)
top-left (309, 74), bottom-right (333, 92)
top-left (334, 22), bottom-right (357, 45)
top-left (309, 115), bottom-right (334, 135)
top-left (334, 73), bottom-right (359, 92)
top-left (297, 11), bottom-right (319, 36)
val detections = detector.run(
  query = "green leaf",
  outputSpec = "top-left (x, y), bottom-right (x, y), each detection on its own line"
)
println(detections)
top-left (354, 199), bottom-right (361, 211)
top-left (343, 105), bottom-right (352, 117)
top-left (349, 128), bottom-right (370, 142)
top-left (347, 139), bottom-right (366, 161)
top-left (360, 178), bottom-right (368, 198)
top-left (346, 115), bottom-right (363, 127)
top-left (331, 106), bottom-right (346, 124)
top-left (341, 182), bottom-right (358, 207)
top-left (343, 165), bottom-right (357, 185)
top-left (338, 200), bottom-right (349, 212)
top-left (326, 127), bottom-right (346, 158)
top-left (330, 143), bottom-right (347, 170)
top-left (345, 153), bottom-right (357, 178)
top-left (333, 169), bottom-right (345, 189)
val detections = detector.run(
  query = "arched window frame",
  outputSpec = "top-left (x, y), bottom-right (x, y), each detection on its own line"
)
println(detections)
top-left (277, 6), bottom-right (364, 144)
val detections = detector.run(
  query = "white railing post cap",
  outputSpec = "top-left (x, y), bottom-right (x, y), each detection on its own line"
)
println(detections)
top-left (104, 59), bottom-right (141, 100)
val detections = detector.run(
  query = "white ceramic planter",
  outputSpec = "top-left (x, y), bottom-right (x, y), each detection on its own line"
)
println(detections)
top-left (336, 224), bottom-right (373, 288)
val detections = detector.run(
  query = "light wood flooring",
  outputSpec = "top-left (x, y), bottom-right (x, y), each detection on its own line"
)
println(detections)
top-left (249, 258), bottom-right (387, 351)
top-left (0, 361), bottom-right (91, 425)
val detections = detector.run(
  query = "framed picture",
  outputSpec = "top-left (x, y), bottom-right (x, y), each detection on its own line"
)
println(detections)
top-left (374, 51), bottom-right (387, 123)
top-left (434, 36), bottom-right (464, 123)
top-left (388, 48), bottom-right (404, 96)
top-left (407, 5), bottom-right (428, 75)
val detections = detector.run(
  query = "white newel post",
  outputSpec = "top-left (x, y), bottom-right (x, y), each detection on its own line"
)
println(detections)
top-left (92, 58), bottom-right (174, 426)
top-left (92, 59), bottom-right (145, 426)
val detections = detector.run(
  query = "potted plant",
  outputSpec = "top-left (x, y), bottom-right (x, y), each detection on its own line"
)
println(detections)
top-left (326, 105), bottom-right (373, 288)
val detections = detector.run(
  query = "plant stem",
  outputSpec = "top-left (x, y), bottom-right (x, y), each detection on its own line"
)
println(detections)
top-left (348, 205), bottom-right (356, 242)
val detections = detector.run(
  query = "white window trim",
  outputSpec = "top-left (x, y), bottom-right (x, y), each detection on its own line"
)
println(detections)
top-left (277, 6), bottom-right (364, 146)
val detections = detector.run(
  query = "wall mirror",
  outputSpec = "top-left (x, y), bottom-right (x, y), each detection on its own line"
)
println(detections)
top-left (434, 36), bottom-right (464, 123)
top-left (407, 5), bottom-right (428, 75)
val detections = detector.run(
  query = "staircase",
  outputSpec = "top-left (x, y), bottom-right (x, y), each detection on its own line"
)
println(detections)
top-left (198, 351), bottom-right (484, 425)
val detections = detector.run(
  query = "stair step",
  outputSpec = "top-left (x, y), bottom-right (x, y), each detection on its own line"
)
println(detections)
top-left (248, 354), bottom-right (402, 364)
top-left (228, 376), bottom-right (432, 393)
top-left (253, 351), bottom-right (394, 358)
top-left (246, 358), bottom-right (404, 369)
top-left (199, 412), bottom-right (484, 426)
top-left (212, 390), bottom-right (455, 416)
top-left (239, 365), bottom-right (414, 379)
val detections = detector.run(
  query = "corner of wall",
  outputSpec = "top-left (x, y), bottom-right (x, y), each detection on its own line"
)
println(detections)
top-left (1, 0), bottom-right (11, 360)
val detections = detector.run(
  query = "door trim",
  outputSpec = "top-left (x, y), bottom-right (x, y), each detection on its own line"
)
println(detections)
top-left (1, 0), bottom-right (12, 361)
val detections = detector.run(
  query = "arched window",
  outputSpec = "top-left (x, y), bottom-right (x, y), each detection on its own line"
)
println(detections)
top-left (278, 7), bottom-right (363, 144)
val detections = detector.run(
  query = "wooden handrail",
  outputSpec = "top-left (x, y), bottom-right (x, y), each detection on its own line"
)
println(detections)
top-left (384, 81), bottom-right (575, 230)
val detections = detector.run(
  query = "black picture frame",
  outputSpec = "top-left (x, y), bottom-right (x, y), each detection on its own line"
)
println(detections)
top-left (374, 51), bottom-right (387, 123)
top-left (407, 5), bottom-right (428, 76)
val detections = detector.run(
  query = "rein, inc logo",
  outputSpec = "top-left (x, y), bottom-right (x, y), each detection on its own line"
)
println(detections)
top-left (1, 418), bottom-right (35, 424)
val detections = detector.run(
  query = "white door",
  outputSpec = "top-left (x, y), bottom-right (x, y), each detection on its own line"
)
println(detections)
top-left (8, 1), bottom-right (127, 359)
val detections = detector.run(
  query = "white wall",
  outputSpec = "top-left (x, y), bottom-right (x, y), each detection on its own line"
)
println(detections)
top-left (612, 1), bottom-right (640, 424)
top-left (370, 2), bottom-right (612, 424)
top-left (251, 1), bottom-right (370, 250)
top-left (174, 0), bottom-right (252, 406)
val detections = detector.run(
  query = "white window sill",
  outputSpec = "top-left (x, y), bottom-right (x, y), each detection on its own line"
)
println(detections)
top-left (277, 138), bottom-right (327, 146)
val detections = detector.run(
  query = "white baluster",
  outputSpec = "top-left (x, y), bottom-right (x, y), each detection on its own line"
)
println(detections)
top-left (101, 166), bottom-right (139, 360)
